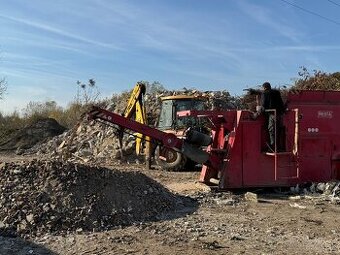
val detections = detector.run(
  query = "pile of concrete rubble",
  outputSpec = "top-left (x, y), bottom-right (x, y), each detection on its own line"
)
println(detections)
top-left (24, 89), bottom-right (237, 164)
top-left (26, 120), bottom-right (133, 164)
top-left (0, 159), bottom-right (180, 238)
top-left (289, 181), bottom-right (340, 204)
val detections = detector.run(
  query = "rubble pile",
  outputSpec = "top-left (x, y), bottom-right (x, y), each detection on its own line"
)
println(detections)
top-left (25, 89), bottom-right (237, 163)
top-left (289, 181), bottom-right (340, 204)
top-left (0, 159), bottom-right (179, 237)
top-left (0, 118), bottom-right (66, 152)
top-left (26, 120), bottom-right (137, 163)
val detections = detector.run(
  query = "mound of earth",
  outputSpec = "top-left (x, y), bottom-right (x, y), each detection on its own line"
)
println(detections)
top-left (0, 118), bottom-right (66, 152)
top-left (0, 160), bottom-right (182, 238)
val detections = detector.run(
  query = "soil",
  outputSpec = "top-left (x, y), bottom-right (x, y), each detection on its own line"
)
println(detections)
top-left (1, 152), bottom-right (340, 255)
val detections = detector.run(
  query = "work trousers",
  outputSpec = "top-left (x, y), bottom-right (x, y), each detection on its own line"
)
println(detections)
top-left (267, 114), bottom-right (282, 148)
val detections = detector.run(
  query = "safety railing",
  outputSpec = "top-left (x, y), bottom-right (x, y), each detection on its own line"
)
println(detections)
top-left (264, 108), bottom-right (299, 181)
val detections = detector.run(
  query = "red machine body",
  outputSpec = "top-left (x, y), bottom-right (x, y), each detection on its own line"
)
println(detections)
top-left (88, 90), bottom-right (340, 189)
top-left (197, 90), bottom-right (340, 189)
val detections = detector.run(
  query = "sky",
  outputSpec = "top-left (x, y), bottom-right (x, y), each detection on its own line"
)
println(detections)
top-left (0, 0), bottom-right (339, 114)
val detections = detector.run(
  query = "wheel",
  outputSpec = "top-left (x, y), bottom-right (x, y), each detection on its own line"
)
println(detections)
top-left (154, 146), bottom-right (187, 171)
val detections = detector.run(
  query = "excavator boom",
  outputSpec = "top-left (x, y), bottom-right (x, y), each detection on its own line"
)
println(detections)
top-left (88, 106), bottom-right (182, 151)
top-left (124, 82), bottom-right (146, 119)
top-left (121, 82), bottom-right (150, 165)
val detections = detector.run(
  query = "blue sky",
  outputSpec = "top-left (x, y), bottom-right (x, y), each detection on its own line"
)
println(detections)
top-left (0, 0), bottom-right (339, 114)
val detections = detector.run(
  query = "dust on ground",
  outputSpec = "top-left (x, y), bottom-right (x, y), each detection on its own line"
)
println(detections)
top-left (1, 152), bottom-right (340, 255)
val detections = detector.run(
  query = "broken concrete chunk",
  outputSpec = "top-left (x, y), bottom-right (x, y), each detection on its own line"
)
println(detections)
top-left (289, 195), bottom-right (302, 200)
top-left (244, 192), bottom-right (258, 202)
top-left (289, 203), bottom-right (306, 209)
top-left (26, 214), bottom-right (34, 223)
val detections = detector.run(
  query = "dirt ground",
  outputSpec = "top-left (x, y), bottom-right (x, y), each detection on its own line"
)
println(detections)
top-left (1, 153), bottom-right (340, 255)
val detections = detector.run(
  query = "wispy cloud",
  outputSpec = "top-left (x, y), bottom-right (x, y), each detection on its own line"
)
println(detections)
top-left (83, 1), bottom-right (239, 61)
top-left (271, 45), bottom-right (340, 51)
top-left (2, 35), bottom-right (98, 57)
top-left (219, 44), bottom-right (340, 53)
top-left (92, 0), bottom-right (141, 21)
top-left (4, 52), bottom-right (66, 66)
top-left (0, 14), bottom-right (123, 50)
top-left (237, 1), bottom-right (302, 43)
top-left (1, 65), bottom-right (77, 82)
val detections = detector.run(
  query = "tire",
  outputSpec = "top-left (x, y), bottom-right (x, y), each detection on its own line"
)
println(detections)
top-left (154, 146), bottom-right (187, 171)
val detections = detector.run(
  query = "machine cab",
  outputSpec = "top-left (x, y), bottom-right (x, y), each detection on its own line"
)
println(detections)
top-left (157, 95), bottom-right (207, 134)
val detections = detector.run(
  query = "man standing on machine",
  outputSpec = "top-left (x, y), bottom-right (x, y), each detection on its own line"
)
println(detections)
top-left (254, 82), bottom-right (285, 152)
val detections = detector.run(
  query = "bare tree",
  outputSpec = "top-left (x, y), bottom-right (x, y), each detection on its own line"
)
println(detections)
top-left (75, 78), bottom-right (100, 105)
top-left (293, 67), bottom-right (340, 90)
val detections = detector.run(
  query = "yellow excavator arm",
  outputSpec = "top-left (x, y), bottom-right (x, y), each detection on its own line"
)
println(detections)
top-left (124, 82), bottom-right (146, 119)
top-left (123, 82), bottom-right (151, 166)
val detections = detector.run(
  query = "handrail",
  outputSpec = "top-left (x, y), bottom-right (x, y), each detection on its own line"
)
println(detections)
top-left (264, 108), bottom-right (299, 180)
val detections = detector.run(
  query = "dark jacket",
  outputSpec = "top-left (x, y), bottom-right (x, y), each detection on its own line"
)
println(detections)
top-left (261, 89), bottom-right (285, 115)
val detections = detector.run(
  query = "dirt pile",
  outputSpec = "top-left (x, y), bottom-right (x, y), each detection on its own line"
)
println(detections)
top-left (0, 159), bottom-right (180, 238)
top-left (0, 118), bottom-right (66, 152)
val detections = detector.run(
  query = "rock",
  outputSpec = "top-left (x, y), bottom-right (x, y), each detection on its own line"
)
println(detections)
top-left (214, 198), bottom-right (237, 206)
top-left (230, 235), bottom-right (245, 241)
top-left (289, 203), bottom-right (306, 209)
top-left (324, 181), bottom-right (337, 195)
top-left (331, 182), bottom-right (340, 197)
top-left (17, 221), bottom-right (27, 231)
top-left (76, 228), bottom-right (83, 233)
top-left (26, 214), bottom-right (34, 224)
top-left (57, 140), bottom-right (66, 149)
top-left (290, 184), bottom-right (300, 194)
top-left (317, 183), bottom-right (326, 192)
top-left (289, 195), bottom-right (302, 200)
top-left (244, 192), bottom-right (258, 202)
top-left (12, 169), bottom-right (22, 174)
